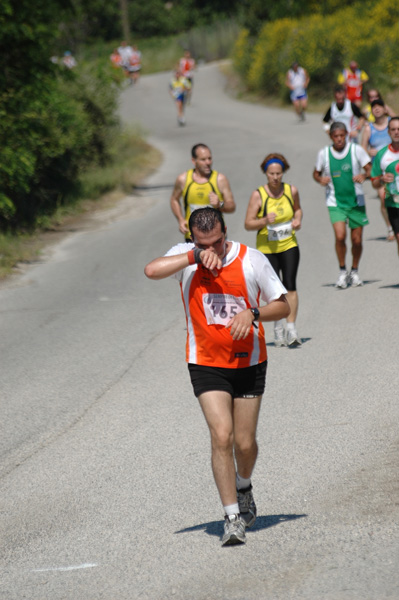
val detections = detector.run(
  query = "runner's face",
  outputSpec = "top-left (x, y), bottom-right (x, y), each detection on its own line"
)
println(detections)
top-left (389, 121), bottom-right (399, 144)
top-left (265, 163), bottom-right (283, 187)
top-left (368, 90), bottom-right (379, 102)
top-left (193, 147), bottom-right (212, 176)
top-left (330, 129), bottom-right (347, 151)
top-left (191, 223), bottom-right (227, 258)
top-left (335, 91), bottom-right (345, 106)
top-left (372, 104), bottom-right (384, 118)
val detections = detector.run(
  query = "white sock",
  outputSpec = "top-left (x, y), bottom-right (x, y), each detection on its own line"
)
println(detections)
top-left (236, 473), bottom-right (251, 490)
top-left (224, 503), bottom-right (240, 517)
top-left (286, 322), bottom-right (296, 331)
top-left (274, 319), bottom-right (285, 331)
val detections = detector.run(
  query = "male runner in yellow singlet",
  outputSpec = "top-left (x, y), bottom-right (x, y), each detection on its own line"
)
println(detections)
top-left (170, 143), bottom-right (236, 240)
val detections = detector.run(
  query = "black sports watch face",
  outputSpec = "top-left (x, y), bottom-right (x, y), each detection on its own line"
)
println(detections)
top-left (250, 307), bottom-right (260, 321)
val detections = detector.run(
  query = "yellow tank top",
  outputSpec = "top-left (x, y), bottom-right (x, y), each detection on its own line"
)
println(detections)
top-left (182, 169), bottom-right (223, 239)
top-left (256, 183), bottom-right (298, 254)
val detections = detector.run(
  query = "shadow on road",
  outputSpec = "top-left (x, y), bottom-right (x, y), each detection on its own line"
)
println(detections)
top-left (379, 283), bottom-right (399, 289)
top-left (175, 513), bottom-right (307, 538)
top-left (322, 280), bottom-right (380, 287)
top-left (266, 338), bottom-right (311, 348)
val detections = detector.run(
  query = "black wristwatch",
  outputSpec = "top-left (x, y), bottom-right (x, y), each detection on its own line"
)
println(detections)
top-left (250, 307), bottom-right (260, 321)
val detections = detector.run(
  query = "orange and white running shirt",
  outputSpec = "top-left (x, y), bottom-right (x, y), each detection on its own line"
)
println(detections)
top-left (179, 57), bottom-right (195, 78)
top-left (165, 241), bottom-right (287, 368)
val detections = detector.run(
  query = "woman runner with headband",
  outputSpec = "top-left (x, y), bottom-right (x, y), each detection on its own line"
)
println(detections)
top-left (245, 153), bottom-right (303, 347)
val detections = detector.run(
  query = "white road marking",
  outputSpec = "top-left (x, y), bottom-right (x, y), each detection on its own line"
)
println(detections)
top-left (32, 563), bottom-right (97, 572)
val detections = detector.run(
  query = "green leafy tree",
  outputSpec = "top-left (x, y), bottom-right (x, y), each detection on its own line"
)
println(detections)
top-left (0, 0), bottom-right (121, 229)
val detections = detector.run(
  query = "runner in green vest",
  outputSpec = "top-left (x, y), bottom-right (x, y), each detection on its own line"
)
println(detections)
top-left (313, 122), bottom-right (371, 288)
top-left (371, 117), bottom-right (399, 260)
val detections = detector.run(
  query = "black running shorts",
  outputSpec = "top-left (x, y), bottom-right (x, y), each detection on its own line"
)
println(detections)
top-left (387, 206), bottom-right (399, 235)
top-left (188, 361), bottom-right (267, 399)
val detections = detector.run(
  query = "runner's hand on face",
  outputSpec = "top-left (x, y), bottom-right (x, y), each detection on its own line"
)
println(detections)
top-left (225, 309), bottom-right (254, 340)
top-left (198, 248), bottom-right (222, 277)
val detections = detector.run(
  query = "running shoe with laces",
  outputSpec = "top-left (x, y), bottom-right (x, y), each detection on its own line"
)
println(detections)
top-left (335, 270), bottom-right (348, 289)
top-left (221, 514), bottom-right (246, 546)
top-left (349, 270), bottom-right (363, 287)
top-left (274, 327), bottom-right (286, 347)
top-left (286, 328), bottom-right (302, 347)
top-left (237, 485), bottom-right (257, 528)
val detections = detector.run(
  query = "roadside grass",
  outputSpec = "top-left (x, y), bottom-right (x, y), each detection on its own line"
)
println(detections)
top-left (0, 129), bottom-right (161, 280)
top-left (80, 19), bottom-right (240, 75)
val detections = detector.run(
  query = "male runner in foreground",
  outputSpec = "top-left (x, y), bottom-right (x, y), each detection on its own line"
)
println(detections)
top-left (145, 207), bottom-right (289, 546)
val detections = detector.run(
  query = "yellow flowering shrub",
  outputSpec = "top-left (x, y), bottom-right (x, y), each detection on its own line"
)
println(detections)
top-left (234, 0), bottom-right (399, 97)
top-left (232, 29), bottom-right (251, 75)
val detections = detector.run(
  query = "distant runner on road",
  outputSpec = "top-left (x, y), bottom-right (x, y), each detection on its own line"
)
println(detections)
top-left (170, 143), bottom-right (235, 240)
top-left (144, 207), bottom-right (289, 546)
top-left (323, 85), bottom-right (365, 143)
top-left (285, 61), bottom-right (310, 121)
top-left (169, 66), bottom-right (191, 126)
top-left (337, 60), bottom-right (369, 108)
top-left (361, 99), bottom-right (394, 241)
top-left (313, 121), bottom-right (371, 289)
top-left (179, 50), bottom-right (196, 103)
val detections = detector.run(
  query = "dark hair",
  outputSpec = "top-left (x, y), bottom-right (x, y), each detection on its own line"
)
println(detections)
top-left (189, 207), bottom-right (226, 236)
top-left (260, 153), bottom-right (290, 173)
top-left (371, 98), bottom-right (385, 108)
top-left (334, 84), bottom-right (345, 94)
top-left (191, 143), bottom-right (210, 159)
top-left (330, 121), bottom-right (347, 134)
top-left (388, 117), bottom-right (399, 129)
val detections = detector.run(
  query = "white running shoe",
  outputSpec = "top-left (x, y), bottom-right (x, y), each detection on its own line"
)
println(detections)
top-left (274, 327), bottom-right (286, 347)
top-left (222, 514), bottom-right (246, 546)
top-left (335, 270), bottom-right (348, 289)
top-left (349, 271), bottom-right (363, 287)
top-left (286, 328), bottom-right (302, 347)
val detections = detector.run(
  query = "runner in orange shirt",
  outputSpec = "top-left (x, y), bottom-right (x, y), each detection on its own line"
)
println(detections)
top-left (145, 207), bottom-right (289, 546)
top-left (337, 60), bottom-right (369, 107)
top-left (179, 50), bottom-right (195, 102)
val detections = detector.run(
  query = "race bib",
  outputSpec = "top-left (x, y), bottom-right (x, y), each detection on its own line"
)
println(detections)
top-left (203, 293), bottom-right (247, 326)
top-left (267, 221), bottom-right (293, 242)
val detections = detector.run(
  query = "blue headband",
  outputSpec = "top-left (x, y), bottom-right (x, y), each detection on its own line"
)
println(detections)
top-left (264, 158), bottom-right (285, 172)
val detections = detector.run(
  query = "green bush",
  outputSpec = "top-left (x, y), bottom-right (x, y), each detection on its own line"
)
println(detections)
top-left (0, 63), bottom-right (122, 229)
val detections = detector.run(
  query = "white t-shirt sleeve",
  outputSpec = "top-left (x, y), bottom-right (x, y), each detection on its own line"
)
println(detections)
top-left (164, 242), bottom-right (194, 281)
top-left (354, 144), bottom-right (371, 168)
top-left (315, 148), bottom-right (327, 173)
top-left (248, 248), bottom-right (287, 303)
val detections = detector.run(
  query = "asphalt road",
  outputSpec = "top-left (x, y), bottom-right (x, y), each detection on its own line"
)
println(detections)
top-left (1, 62), bottom-right (398, 600)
